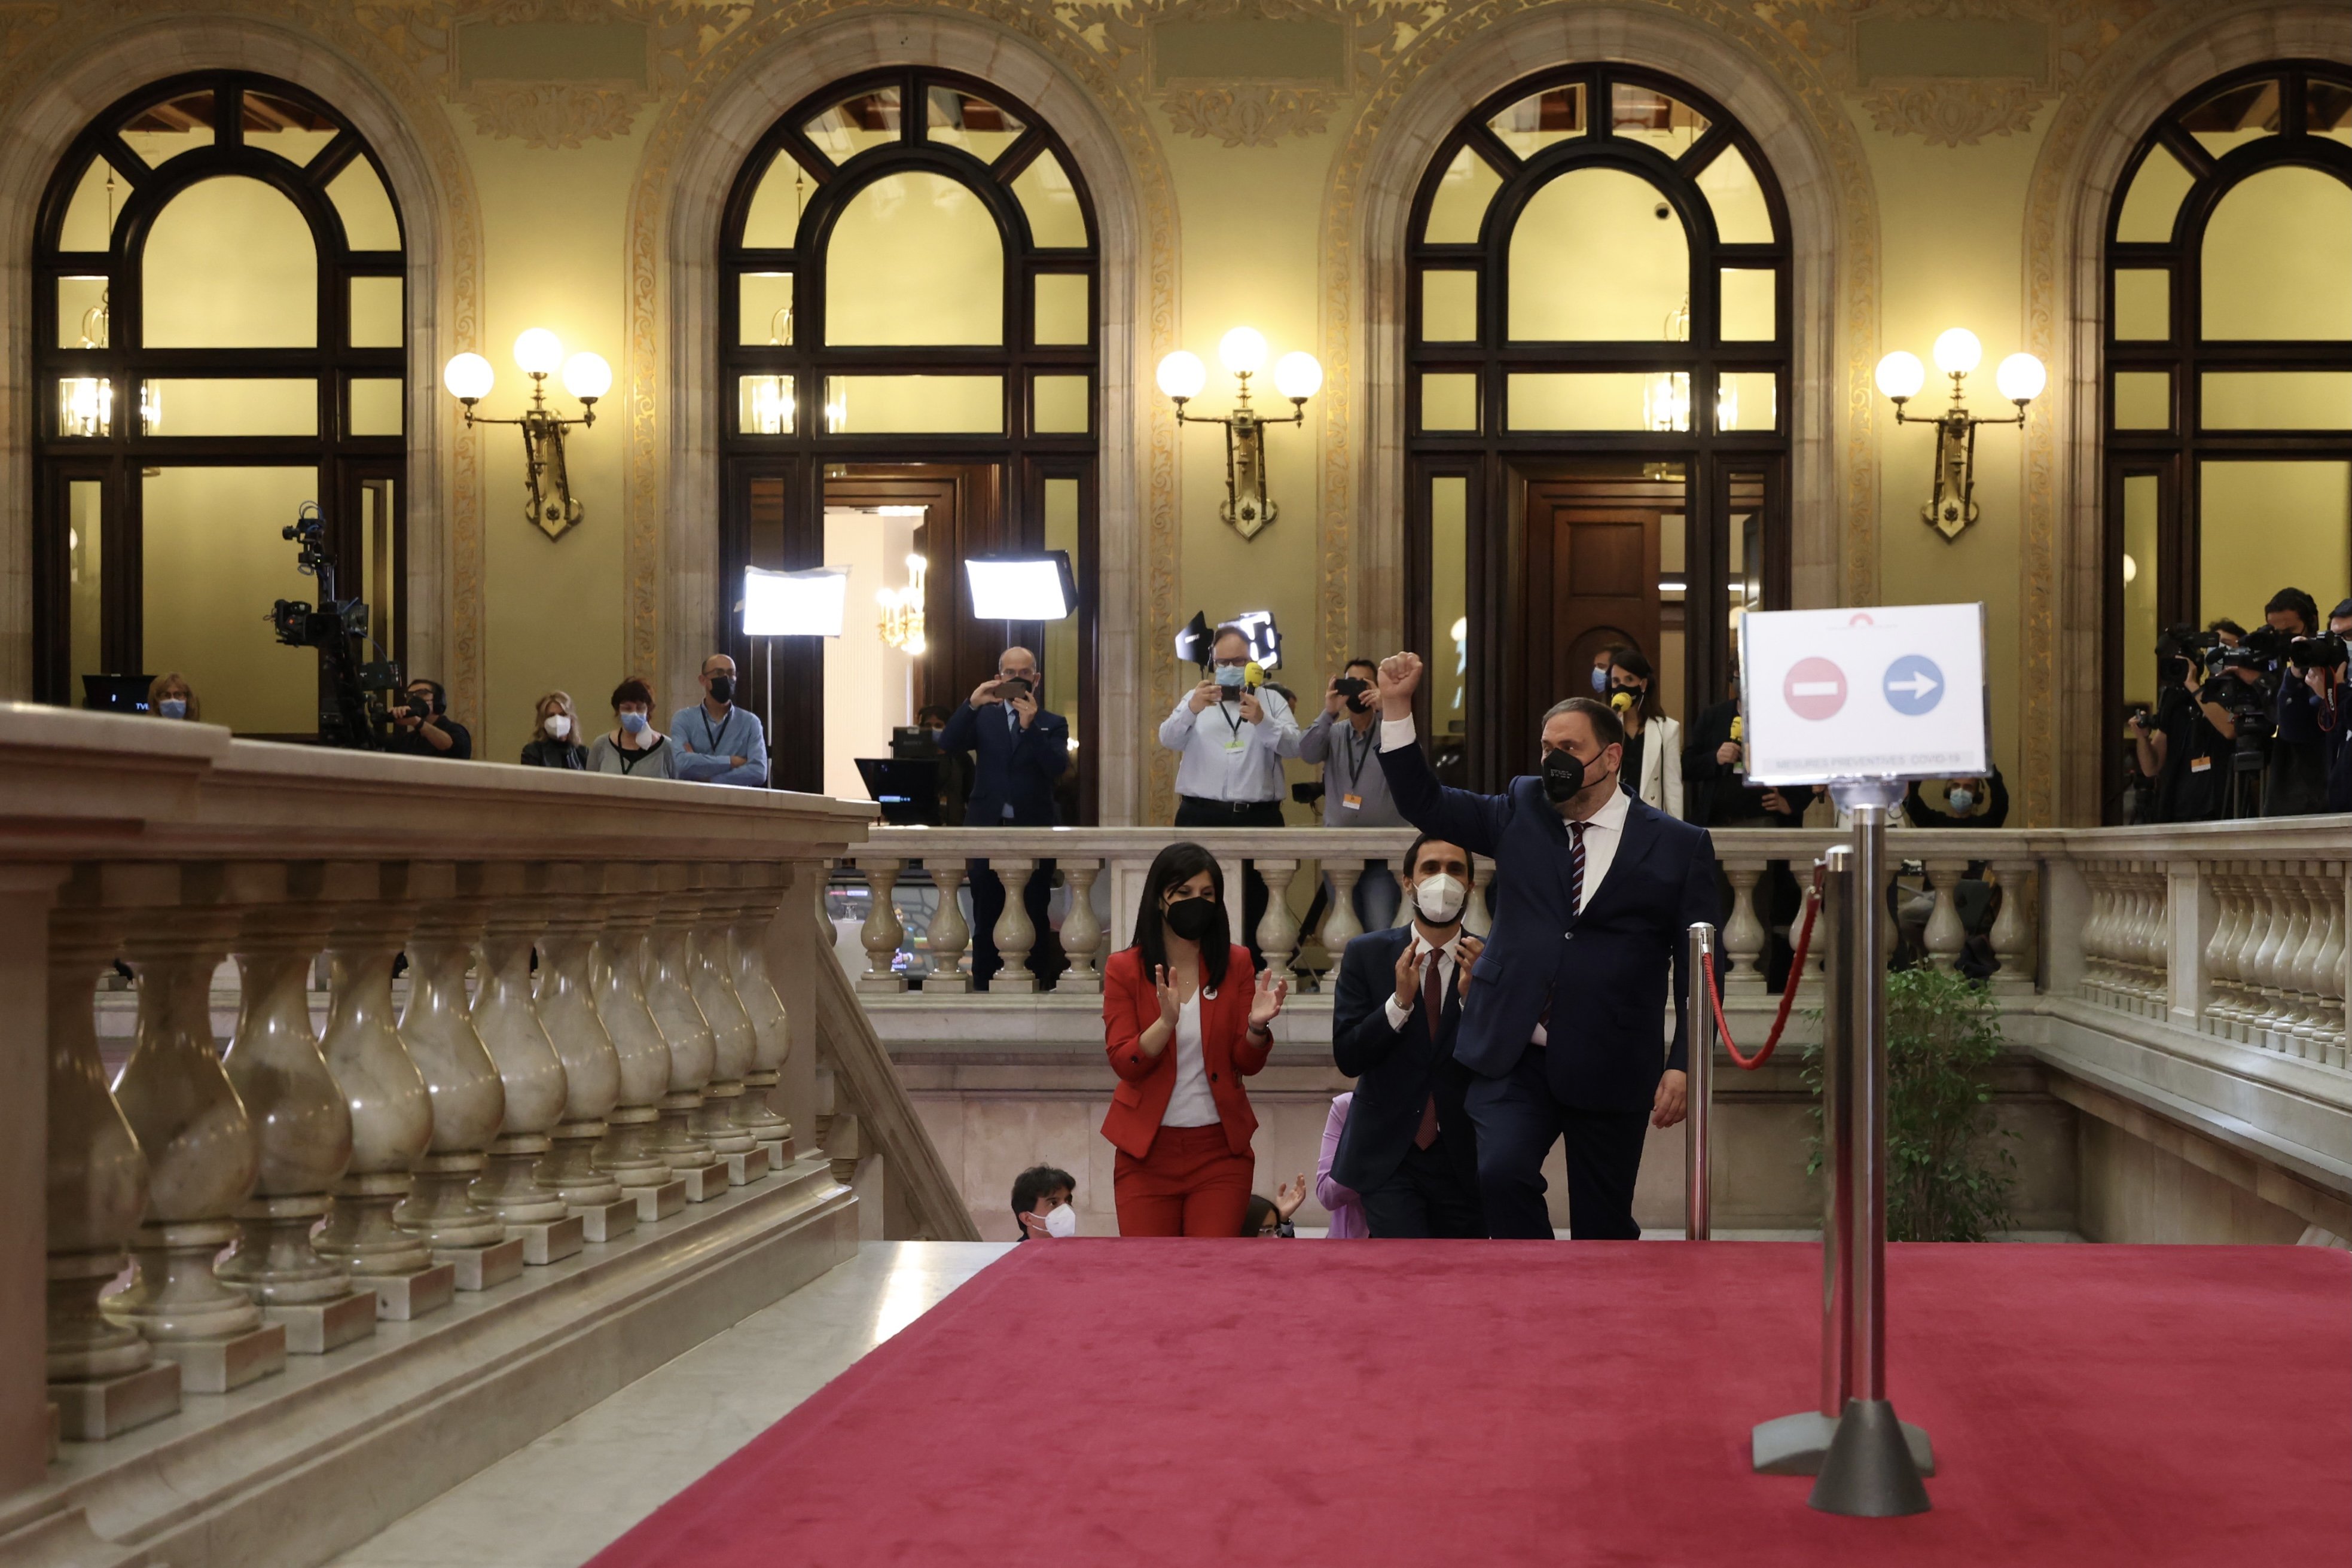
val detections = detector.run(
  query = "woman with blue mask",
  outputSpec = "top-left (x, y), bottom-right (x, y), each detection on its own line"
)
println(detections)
top-left (587, 676), bottom-right (678, 778)
top-left (147, 672), bottom-right (199, 722)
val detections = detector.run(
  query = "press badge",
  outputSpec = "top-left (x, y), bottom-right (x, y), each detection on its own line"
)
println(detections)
top-left (1341, 792), bottom-right (1363, 812)
top-left (2189, 756), bottom-right (2211, 773)
top-left (1224, 733), bottom-right (1248, 753)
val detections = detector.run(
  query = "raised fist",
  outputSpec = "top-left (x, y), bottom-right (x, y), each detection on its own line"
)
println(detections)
top-left (1376, 652), bottom-right (1423, 720)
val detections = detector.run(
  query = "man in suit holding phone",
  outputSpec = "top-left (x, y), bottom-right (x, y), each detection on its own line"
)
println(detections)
top-left (941, 646), bottom-right (1071, 989)
top-left (1329, 832), bottom-right (1487, 1237)
top-left (1372, 651), bottom-right (1719, 1240)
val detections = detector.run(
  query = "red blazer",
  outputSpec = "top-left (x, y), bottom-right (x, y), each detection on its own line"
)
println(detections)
top-left (1100, 944), bottom-right (1271, 1160)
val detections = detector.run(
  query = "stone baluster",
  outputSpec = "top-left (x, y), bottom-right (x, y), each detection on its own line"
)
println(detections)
top-left (1255, 859), bottom-right (1301, 985)
top-left (644, 869), bottom-right (731, 1201)
top-left (2074, 867), bottom-right (2104, 1003)
top-left (106, 867), bottom-right (286, 1394)
top-left (2313, 862), bottom-right (2347, 1069)
top-left (1057, 861), bottom-right (1105, 994)
top-left (1920, 859), bottom-right (1968, 974)
top-left (2283, 864), bottom-right (2328, 1060)
top-left (532, 863), bottom-right (637, 1243)
top-left (591, 867), bottom-right (687, 1224)
top-left (471, 865), bottom-right (585, 1264)
top-left (2087, 865), bottom-right (2121, 1005)
top-left (2203, 864), bottom-right (2247, 1033)
top-left (2141, 865), bottom-right (2171, 1011)
top-left (45, 885), bottom-right (180, 1439)
top-left (1319, 858), bottom-right (1366, 968)
top-left (313, 872), bottom-right (453, 1319)
top-left (216, 862), bottom-right (376, 1356)
top-left (728, 867), bottom-right (796, 1160)
top-left (922, 863), bottom-right (971, 993)
top-left (989, 855), bottom-right (1040, 993)
top-left (393, 868), bottom-right (523, 1294)
top-left (690, 872), bottom-right (769, 1184)
top-left (1462, 856), bottom-right (1494, 939)
top-left (2118, 867), bottom-right (2150, 1008)
top-left (1987, 861), bottom-right (2035, 992)
top-left (2229, 862), bottom-right (2275, 1042)
top-left (1716, 859), bottom-right (1767, 997)
top-left (2245, 862), bottom-right (2294, 1049)
top-left (856, 859), bottom-right (905, 993)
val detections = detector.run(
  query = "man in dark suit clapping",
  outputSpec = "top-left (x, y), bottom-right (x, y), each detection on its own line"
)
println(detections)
top-left (1330, 832), bottom-right (1487, 1237)
top-left (941, 646), bottom-right (1070, 989)
top-left (1373, 652), bottom-right (1720, 1239)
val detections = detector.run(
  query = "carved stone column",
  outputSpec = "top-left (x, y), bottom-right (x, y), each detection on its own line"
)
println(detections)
top-left (688, 872), bottom-right (768, 1185)
top-left (535, 863), bottom-right (636, 1241)
top-left (921, 864), bottom-right (970, 994)
top-left (1921, 858), bottom-right (1969, 974)
top-left (1058, 861), bottom-right (1105, 995)
top-left (216, 862), bottom-right (376, 1355)
top-left (106, 868), bottom-right (286, 1393)
top-left (856, 859), bottom-right (906, 993)
top-left (1719, 859), bottom-right (1767, 997)
top-left (592, 867), bottom-right (687, 1223)
top-left (1254, 859), bottom-right (1301, 984)
top-left (726, 868), bottom-right (794, 1158)
top-left (1462, 856), bottom-right (1493, 939)
top-left (471, 865), bottom-right (585, 1264)
top-left (312, 870), bottom-right (452, 1319)
top-left (44, 885), bottom-right (180, 1439)
top-left (988, 856), bottom-right (1039, 994)
top-left (392, 868), bottom-right (523, 1293)
top-left (643, 868), bottom-right (730, 1201)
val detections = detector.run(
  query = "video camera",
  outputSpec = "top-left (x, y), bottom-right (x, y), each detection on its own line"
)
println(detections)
top-left (269, 505), bottom-right (406, 749)
top-left (2287, 633), bottom-right (2349, 672)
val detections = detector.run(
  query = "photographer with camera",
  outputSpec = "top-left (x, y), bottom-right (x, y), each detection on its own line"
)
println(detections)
top-left (1160, 624), bottom-right (1301, 965)
top-left (942, 646), bottom-right (1070, 990)
top-left (2310, 598), bottom-right (2352, 813)
top-left (387, 679), bottom-right (471, 759)
top-left (2133, 633), bottom-right (2225, 823)
top-left (1297, 659), bottom-right (1406, 932)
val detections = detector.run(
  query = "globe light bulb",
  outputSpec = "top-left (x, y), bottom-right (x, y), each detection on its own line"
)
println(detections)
top-left (1874, 350), bottom-right (1926, 402)
top-left (1218, 327), bottom-right (1268, 377)
top-left (443, 352), bottom-right (495, 402)
top-left (513, 328), bottom-right (565, 377)
top-left (562, 351), bottom-right (612, 401)
top-left (1273, 350), bottom-right (1323, 401)
top-left (1932, 328), bottom-right (1983, 376)
top-left (1994, 352), bottom-right (2046, 405)
top-left (1155, 350), bottom-right (1207, 402)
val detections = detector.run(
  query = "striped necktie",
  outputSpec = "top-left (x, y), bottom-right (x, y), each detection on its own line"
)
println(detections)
top-left (1566, 818), bottom-right (1589, 919)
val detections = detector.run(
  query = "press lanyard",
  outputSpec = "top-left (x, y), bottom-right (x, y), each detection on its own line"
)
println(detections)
top-left (1340, 719), bottom-right (1374, 784)
top-left (695, 706), bottom-right (738, 758)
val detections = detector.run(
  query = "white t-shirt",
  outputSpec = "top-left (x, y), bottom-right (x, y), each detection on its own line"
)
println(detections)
top-left (1161, 992), bottom-right (1221, 1127)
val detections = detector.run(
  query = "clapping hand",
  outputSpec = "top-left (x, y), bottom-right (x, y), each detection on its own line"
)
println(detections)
top-left (1457, 934), bottom-right (1484, 997)
top-left (1275, 1173), bottom-right (1309, 1222)
top-left (1375, 652), bottom-right (1423, 720)
top-left (1248, 969), bottom-right (1288, 1029)
top-left (1392, 942), bottom-right (1429, 1010)
top-left (1152, 964), bottom-right (1182, 1030)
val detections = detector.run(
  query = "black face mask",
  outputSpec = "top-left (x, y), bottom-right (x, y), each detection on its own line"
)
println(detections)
top-left (708, 675), bottom-right (735, 703)
top-left (1541, 746), bottom-right (1585, 803)
top-left (1164, 898), bottom-right (1219, 942)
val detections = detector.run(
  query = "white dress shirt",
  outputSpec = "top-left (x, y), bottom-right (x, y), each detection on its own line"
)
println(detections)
top-left (1381, 926), bottom-right (1465, 1032)
top-left (1161, 687), bottom-right (1301, 803)
top-left (1380, 713), bottom-right (1634, 1048)
top-left (1161, 992), bottom-right (1220, 1127)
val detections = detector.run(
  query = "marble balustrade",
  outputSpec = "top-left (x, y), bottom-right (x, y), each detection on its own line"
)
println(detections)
top-left (0, 704), bottom-right (965, 1491)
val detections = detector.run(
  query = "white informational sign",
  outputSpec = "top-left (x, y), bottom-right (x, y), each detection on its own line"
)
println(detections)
top-left (1738, 603), bottom-right (1990, 784)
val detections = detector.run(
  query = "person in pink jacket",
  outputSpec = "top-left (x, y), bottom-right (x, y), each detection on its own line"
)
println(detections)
top-left (1315, 1091), bottom-right (1368, 1238)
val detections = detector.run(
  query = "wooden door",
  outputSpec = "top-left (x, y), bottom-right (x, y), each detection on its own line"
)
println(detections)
top-left (1519, 481), bottom-right (1661, 743)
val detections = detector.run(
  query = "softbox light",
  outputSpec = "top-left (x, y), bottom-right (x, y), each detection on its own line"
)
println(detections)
top-left (1173, 610), bottom-right (1215, 667)
top-left (741, 565), bottom-right (849, 637)
top-left (963, 552), bottom-right (1077, 621)
top-left (1229, 608), bottom-right (1282, 671)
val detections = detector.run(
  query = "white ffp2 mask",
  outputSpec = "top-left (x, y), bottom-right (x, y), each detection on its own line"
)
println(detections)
top-left (1043, 1204), bottom-right (1078, 1238)
top-left (1413, 873), bottom-right (1467, 925)
top-left (544, 715), bottom-right (572, 740)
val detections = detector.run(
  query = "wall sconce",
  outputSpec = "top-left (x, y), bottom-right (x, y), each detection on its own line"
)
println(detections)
top-left (876, 553), bottom-right (928, 655)
top-left (1155, 328), bottom-right (1321, 541)
top-left (442, 329), bottom-right (611, 541)
top-left (1876, 328), bottom-right (2045, 541)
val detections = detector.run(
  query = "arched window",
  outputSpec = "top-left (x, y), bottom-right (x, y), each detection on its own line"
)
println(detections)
top-left (1405, 66), bottom-right (1790, 788)
top-left (719, 69), bottom-right (1099, 812)
top-left (2104, 61), bottom-right (2352, 813)
top-left (34, 72), bottom-right (408, 736)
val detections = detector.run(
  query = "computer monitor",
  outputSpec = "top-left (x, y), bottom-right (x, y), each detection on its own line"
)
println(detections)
top-left (854, 757), bottom-right (944, 826)
top-left (82, 674), bottom-right (156, 715)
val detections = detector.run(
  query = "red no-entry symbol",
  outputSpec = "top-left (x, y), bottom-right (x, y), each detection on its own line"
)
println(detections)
top-left (1784, 657), bottom-right (1848, 721)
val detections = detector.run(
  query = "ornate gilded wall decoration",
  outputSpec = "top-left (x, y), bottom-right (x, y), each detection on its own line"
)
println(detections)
top-left (459, 83), bottom-right (646, 147)
top-left (1862, 81), bottom-right (2046, 145)
top-left (1159, 85), bottom-right (1337, 145)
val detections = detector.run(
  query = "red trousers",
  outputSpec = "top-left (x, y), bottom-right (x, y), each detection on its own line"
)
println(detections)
top-left (1112, 1124), bottom-right (1255, 1237)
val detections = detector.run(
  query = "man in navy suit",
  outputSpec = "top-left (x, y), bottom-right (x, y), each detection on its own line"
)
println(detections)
top-left (1330, 832), bottom-right (1488, 1237)
top-left (1372, 651), bottom-right (1719, 1239)
top-left (940, 646), bottom-right (1070, 989)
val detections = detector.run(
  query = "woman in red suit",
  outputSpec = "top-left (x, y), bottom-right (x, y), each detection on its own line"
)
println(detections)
top-left (1102, 843), bottom-right (1289, 1236)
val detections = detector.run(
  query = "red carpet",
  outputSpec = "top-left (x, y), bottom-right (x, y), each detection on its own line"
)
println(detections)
top-left (589, 1241), bottom-right (2350, 1566)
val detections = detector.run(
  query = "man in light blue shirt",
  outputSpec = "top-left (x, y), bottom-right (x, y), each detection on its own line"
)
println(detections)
top-left (1157, 623), bottom-right (1301, 962)
top-left (671, 653), bottom-right (768, 787)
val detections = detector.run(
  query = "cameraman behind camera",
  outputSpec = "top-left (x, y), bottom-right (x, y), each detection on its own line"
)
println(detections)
top-left (387, 679), bottom-right (472, 759)
top-left (1298, 658), bottom-right (1407, 931)
top-left (2131, 634), bottom-right (2225, 823)
top-left (2312, 597), bottom-right (2352, 813)
top-left (2259, 587), bottom-right (2329, 815)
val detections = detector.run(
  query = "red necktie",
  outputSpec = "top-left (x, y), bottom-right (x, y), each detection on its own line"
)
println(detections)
top-left (1415, 946), bottom-right (1443, 1148)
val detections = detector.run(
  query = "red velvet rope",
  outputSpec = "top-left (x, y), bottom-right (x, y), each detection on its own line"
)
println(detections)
top-left (1701, 872), bottom-right (1820, 1071)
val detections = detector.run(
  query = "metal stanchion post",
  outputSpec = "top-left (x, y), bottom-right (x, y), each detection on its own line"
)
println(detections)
top-left (1684, 923), bottom-right (1715, 1241)
top-left (1809, 782), bottom-right (1933, 1517)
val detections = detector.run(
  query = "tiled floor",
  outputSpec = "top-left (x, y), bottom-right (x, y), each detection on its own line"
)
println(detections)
top-left (325, 1241), bottom-right (1014, 1568)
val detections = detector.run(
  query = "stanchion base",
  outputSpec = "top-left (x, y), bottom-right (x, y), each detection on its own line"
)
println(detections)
top-left (1752, 1409), bottom-right (1934, 1477)
top-left (1807, 1399), bottom-right (1933, 1517)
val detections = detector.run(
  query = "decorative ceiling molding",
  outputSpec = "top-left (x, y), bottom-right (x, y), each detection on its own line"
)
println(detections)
top-left (1158, 84), bottom-right (1337, 145)
top-left (1861, 81), bottom-right (2047, 145)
